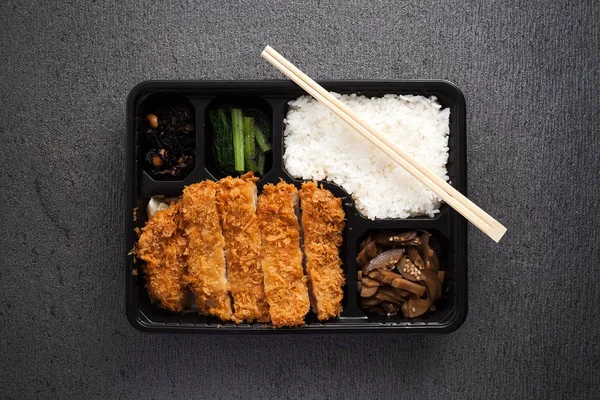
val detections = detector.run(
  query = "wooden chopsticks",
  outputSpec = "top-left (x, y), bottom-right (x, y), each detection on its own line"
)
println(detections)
top-left (261, 46), bottom-right (507, 242)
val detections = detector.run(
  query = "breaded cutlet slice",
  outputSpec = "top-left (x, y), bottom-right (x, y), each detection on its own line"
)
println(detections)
top-left (299, 182), bottom-right (345, 321)
top-left (216, 172), bottom-right (270, 323)
top-left (257, 182), bottom-right (310, 327)
top-left (182, 181), bottom-right (233, 321)
top-left (136, 201), bottom-right (187, 312)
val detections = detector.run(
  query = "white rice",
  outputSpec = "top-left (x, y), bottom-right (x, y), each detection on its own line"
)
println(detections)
top-left (283, 93), bottom-right (450, 219)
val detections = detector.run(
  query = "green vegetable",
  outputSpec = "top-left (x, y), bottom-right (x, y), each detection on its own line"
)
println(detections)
top-left (257, 148), bottom-right (265, 176)
top-left (209, 109), bottom-right (224, 166)
top-left (231, 108), bottom-right (244, 172)
top-left (254, 125), bottom-right (271, 153)
top-left (211, 107), bottom-right (270, 175)
top-left (220, 109), bottom-right (234, 171)
top-left (210, 108), bottom-right (234, 171)
top-left (243, 117), bottom-right (257, 172)
top-left (257, 115), bottom-right (271, 138)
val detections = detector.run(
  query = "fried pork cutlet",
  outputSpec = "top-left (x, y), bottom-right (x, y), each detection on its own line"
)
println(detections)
top-left (182, 181), bottom-right (233, 321)
top-left (216, 173), bottom-right (270, 323)
top-left (257, 182), bottom-right (310, 327)
top-left (136, 202), bottom-right (187, 312)
top-left (299, 182), bottom-right (345, 321)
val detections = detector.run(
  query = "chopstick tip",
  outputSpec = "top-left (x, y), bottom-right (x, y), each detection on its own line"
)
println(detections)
top-left (489, 224), bottom-right (507, 243)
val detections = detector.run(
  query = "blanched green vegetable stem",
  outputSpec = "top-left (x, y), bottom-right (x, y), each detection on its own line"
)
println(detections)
top-left (231, 108), bottom-right (244, 172)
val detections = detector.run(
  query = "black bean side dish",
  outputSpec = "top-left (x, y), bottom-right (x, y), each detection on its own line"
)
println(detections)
top-left (141, 104), bottom-right (195, 178)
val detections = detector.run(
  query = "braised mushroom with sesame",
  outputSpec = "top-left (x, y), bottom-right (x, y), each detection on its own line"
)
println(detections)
top-left (363, 248), bottom-right (405, 274)
top-left (357, 230), bottom-right (444, 318)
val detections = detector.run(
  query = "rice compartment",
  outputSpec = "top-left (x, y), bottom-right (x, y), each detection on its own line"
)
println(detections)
top-left (283, 94), bottom-right (450, 219)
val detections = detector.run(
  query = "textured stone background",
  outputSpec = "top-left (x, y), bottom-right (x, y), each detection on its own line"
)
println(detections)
top-left (1, 1), bottom-right (599, 398)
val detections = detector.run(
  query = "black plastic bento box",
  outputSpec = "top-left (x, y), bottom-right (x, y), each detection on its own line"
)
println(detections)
top-left (125, 80), bottom-right (467, 334)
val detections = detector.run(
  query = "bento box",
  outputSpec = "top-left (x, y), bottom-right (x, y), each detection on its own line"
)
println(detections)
top-left (125, 80), bottom-right (467, 333)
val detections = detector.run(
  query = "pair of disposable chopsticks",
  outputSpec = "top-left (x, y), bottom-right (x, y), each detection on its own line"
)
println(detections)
top-left (261, 45), bottom-right (507, 242)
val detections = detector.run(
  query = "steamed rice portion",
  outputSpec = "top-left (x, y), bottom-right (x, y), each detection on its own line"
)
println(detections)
top-left (283, 94), bottom-right (450, 219)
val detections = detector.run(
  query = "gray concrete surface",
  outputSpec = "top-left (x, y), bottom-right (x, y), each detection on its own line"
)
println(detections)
top-left (1, 0), bottom-right (599, 398)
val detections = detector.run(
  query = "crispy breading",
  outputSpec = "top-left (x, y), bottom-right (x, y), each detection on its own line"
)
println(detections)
top-left (136, 202), bottom-right (187, 312)
top-left (257, 182), bottom-right (310, 327)
top-left (216, 172), bottom-right (270, 323)
top-left (182, 181), bottom-right (233, 321)
top-left (299, 182), bottom-right (345, 321)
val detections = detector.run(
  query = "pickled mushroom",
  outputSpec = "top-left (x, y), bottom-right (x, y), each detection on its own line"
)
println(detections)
top-left (374, 231), bottom-right (418, 246)
top-left (356, 237), bottom-right (379, 266)
top-left (357, 230), bottom-right (444, 319)
top-left (417, 231), bottom-right (440, 272)
top-left (401, 295), bottom-right (433, 318)
top-left (363, 248), bottom-right (405, 274)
